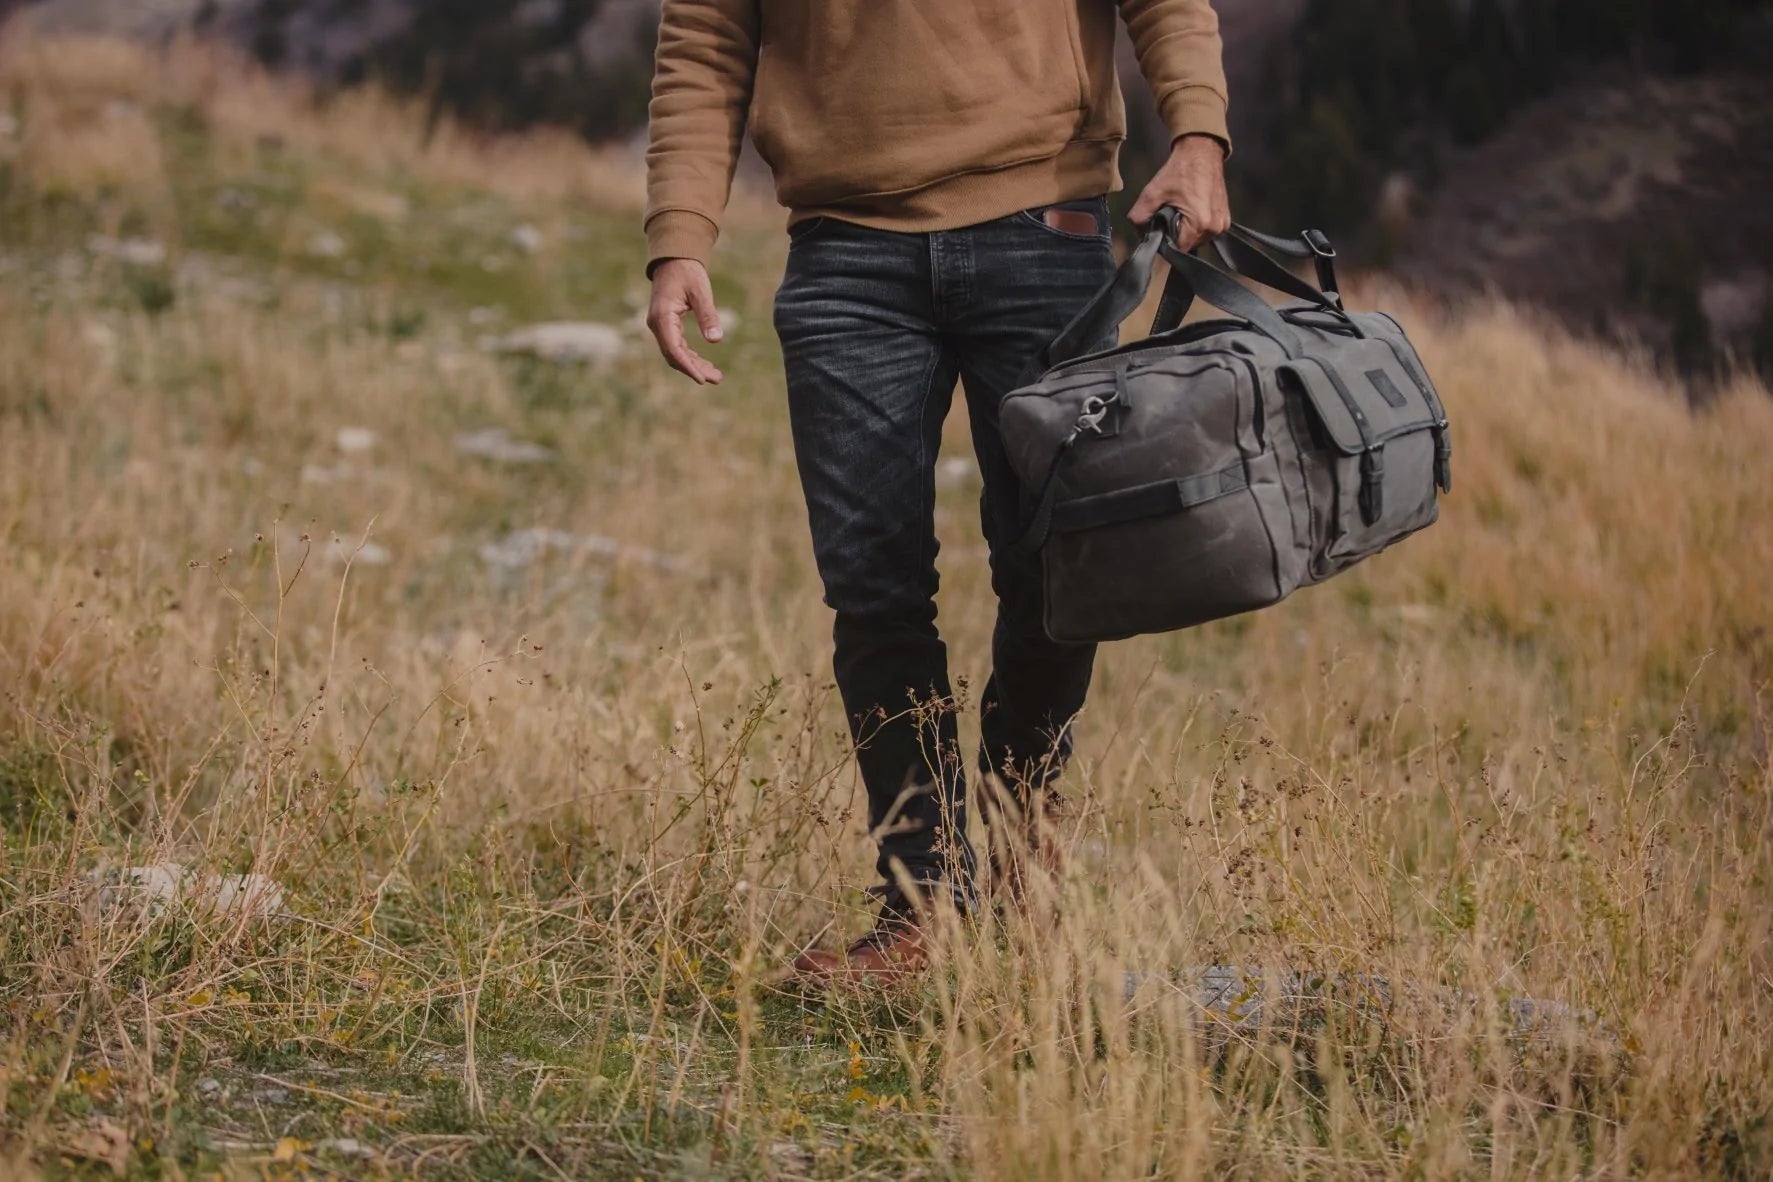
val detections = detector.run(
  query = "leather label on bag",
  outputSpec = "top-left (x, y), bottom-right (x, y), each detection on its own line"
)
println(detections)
top-left (1366, 369), bottom-right (1409, 408)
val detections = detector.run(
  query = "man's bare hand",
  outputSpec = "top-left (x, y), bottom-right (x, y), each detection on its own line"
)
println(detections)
top-left (647, 258), bottom-right (724, 384)
top-left (1128, 134), bottom-right (1231, 252)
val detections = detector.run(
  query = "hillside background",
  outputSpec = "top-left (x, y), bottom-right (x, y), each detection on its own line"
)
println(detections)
top-left (17, 0), bottom-right (1773, 378)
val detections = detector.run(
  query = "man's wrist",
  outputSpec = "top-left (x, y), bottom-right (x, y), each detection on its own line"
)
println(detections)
top-left (647, 256), bottom-right (702, 281)
top-left (644, 209), bottom-right (719, 278)
top-left (1173, 132), bottom-right (1229, 159)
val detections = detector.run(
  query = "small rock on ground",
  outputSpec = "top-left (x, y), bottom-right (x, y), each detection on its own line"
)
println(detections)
top-left (454, 427), bottom-right (554, 464)
top-left (489, 321), bottom-right (625, 364)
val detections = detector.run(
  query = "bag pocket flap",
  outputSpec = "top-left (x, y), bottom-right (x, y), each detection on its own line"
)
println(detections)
top-left (1282, 339), bottom-right (1442, 456)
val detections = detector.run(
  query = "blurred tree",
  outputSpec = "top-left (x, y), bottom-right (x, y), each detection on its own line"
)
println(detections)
top-left (249, 0), bottom-right (658, 142)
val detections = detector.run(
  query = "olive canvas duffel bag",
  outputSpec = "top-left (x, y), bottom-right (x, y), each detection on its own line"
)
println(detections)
top-left (1001, 208), bottom-right (1452, 644)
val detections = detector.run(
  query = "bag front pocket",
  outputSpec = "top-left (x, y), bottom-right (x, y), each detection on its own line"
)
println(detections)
top-left (1279, 340), bottom-right (1447, 578)
top-left (1042, 450), bottom-right (1289, 642)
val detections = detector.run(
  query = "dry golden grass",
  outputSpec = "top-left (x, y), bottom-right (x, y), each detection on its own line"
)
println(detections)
top-left (1, 32), bottom-right (1769, 1181)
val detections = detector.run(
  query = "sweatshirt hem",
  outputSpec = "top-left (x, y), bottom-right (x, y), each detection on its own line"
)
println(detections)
top-left (784, 138), bottom-right (1125, 234)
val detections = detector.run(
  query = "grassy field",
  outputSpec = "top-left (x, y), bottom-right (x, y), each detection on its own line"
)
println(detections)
top-left (2, 34), bottom-right (1771, 1181)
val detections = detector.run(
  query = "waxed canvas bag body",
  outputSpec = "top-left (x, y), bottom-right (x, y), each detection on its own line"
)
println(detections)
top-left (1000, 210), bottom-right (1452, 643)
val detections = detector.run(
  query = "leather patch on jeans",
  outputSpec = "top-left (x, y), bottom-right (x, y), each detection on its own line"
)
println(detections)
top-left (1044, 207), bottom-right (1102, 236)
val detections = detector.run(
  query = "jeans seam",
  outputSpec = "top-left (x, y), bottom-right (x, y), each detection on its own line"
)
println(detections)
top-left (913, 341), bottom-right (948, 588)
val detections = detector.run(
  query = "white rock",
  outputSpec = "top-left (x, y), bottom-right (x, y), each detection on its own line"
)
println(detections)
top-left (88, 864), bottom-right (288, 920)
top-left (478, 528), bottom-right (578, 570)
top-left (81, 321), bottom-right (118, 362)
top-left (335, 426), bottom-right (376, 454)
top-left (936, 457), bottom-right (977, 488)
top-left (0, 113), bottom-right (18, 138)
top-left (319, 1138), bottom-right (375, 1159)
top-left (92, 864), bottom-right (183, 914)
top-left (491, 322), bottom-right (625, 365)
top-left (454, 427), bottom-right (554, 465)
top-left (86, 235), bottom-right (166, 267)
top-left (509, 224), bottom-right (543, 253)
top-left (327, 538), bottom-right (391, 566)
top-left (467, 306), bottom-right (504, 327)
top-left (203, 873), bottom-right (287, 918)
top-left (479, 528), bottom-right (690, 574)
top-left (307, 230), bottom-right (348, 260)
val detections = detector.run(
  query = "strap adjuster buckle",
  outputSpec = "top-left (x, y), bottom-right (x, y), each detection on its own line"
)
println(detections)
top-left (1301, 229), bottom-right (1342, 309)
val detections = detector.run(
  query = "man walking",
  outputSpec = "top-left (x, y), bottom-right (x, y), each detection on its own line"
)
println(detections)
top-left (644, 0), bottom-right (1231, 980)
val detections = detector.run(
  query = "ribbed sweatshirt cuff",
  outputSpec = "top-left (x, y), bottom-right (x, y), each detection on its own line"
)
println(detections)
top-left (644, 209), bottom-right (720, 276)
top-left (1156, 85), bottom-right (1232, 157)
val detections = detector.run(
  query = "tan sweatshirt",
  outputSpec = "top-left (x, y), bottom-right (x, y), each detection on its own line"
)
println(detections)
top-left (644, 0), bottom-right (1229, 271)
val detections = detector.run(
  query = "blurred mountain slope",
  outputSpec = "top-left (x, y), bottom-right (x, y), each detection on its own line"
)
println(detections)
top-left (1394, 67), bottom-right (1773, 375)
top-left (11, 0), bottom-right (220, 38)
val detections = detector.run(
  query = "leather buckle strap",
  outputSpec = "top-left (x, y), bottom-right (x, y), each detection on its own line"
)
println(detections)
top-left (1359, 448), bottom-right (1385, 525)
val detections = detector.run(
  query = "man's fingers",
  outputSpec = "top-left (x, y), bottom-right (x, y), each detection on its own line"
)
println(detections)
top-left (1171, 210), bottom-right (1206, 253)
top-left (654, 308), bottom-right (709, 385)
top-left (649, 299), bottom-right (724, 384)
top-left (688, 276), bottom-right (724, 344)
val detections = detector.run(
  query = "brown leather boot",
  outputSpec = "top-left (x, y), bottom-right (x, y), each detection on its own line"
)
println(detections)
top-left (790, 922), bottom-right (928, 985)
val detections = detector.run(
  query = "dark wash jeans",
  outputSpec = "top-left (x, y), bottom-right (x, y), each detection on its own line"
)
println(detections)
top-left (771, 197), bottom-right (1117, 918)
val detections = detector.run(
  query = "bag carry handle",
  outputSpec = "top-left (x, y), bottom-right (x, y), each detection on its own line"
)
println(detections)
top-left (1030, 208), bottom-right (1334, 379)
top-left (1154, 223), bottom-right (1350, 333)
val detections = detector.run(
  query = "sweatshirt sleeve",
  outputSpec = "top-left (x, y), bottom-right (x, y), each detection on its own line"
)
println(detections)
top-left (1118, 0), bottom-right (1231, 153)
top-left (643, 0), bottom-right (761, 274)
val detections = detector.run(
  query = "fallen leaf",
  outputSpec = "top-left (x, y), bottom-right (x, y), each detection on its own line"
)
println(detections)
top-left (272, 1136), bottom-right (310, 1162)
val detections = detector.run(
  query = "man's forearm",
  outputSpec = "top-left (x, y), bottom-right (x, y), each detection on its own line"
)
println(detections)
top-left (1118, 0), bottom-right (1231, 153)
top-left (644, 0), bottom-right (761, 273)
